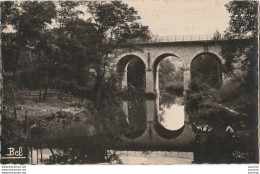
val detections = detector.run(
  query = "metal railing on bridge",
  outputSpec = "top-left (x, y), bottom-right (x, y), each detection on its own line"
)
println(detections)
top-left (126, 34), bottom-right (224, 44)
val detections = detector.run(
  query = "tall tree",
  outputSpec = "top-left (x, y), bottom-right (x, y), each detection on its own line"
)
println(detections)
top-left (2, 1), bottom-right (56, 109)
top-left (55, 1), bottom-right (83, 29)
top-left (63, 19), bottom-right (97, 86)
top-left (1, 1), bottom-right (15, 30)
top-left (222, 1), bottom-right (258, 162)
top-left (85, 1), bottom-right (150, 108)
top-left (221, 0), bottom-right (258, 90)
top-left (50, 2), bottom-right (83, 99)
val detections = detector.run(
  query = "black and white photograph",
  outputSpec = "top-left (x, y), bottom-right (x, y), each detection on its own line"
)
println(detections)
top-left (1, 0), bottom-right (259, 167)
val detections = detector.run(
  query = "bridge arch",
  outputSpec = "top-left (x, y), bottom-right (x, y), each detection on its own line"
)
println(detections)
top-left (153, 52), bottom-right (186, 69)
top-left (190, 52), bottom-right (222, 88)
top-left (117, 53), bottom-right (147, 89)
top-left (117, 52), bottom-right (147, 70)
top-left (152, 53), bottom-right (184, 92)
top-left (189, 50), bottom-right (224, 65)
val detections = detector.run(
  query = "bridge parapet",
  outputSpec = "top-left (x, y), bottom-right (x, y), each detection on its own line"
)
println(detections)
top-left (125, 34), bottom-right (225, 44)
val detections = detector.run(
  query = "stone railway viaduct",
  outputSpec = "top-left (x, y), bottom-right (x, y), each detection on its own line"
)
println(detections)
top-left (113, 39), bottom-right (246, 151)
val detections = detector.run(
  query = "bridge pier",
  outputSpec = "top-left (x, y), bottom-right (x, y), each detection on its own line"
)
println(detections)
top-left (183, 67), bottom-right (191, 91)
top-left (146, 99), bottom-right (155, 122)
top-left (145, 69), bottom-right (155, 94)
top-left (154, 69), bottom-right (159, 94)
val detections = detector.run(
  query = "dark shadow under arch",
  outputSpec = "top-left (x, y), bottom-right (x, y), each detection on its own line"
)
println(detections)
top-left (190, 52), bottom-right (222, 88)
top-left (117, 55), bottom-right (146, 73)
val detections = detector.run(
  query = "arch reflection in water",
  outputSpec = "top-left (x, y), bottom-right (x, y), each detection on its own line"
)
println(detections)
top-left (158, 97), bottom-right (184, 130)
top-left (155, 56), bottom-right (185, 138)
top-left (123, 100), bottom-right (146, 138)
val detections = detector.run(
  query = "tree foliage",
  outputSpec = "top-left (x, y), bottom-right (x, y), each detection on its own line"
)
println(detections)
top-left (83, 1), bottom-right (150, 108)
top-left (225, 1), bottom-right (258, 38)
top-left (2, 1), bottom-right (150, 106)
top-left (221, 1), bottom-right (258, 90)
top-left (212, 30), bottom-right (222, 40)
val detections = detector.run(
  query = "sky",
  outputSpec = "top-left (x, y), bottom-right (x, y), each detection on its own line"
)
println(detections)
top-left (5, 0), bottom-right (231, 36)
top-left (125, 0), bottom-right (230, 36)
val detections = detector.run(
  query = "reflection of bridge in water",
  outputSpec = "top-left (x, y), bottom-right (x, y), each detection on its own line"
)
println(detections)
top-left (114, 38), bottom-right (247, 151)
